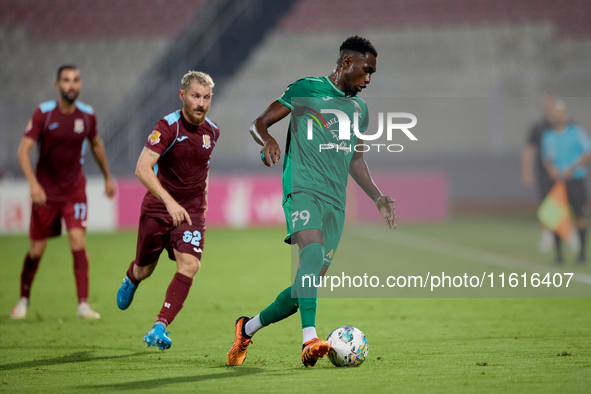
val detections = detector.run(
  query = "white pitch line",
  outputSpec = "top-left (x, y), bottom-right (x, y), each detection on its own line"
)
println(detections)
top-left (355, 229), bottom-right (591, 286)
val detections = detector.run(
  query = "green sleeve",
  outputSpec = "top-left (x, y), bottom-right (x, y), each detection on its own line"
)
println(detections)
top-left (277, 78), bottom-right (310, 110)
top-left (359, 99), bottom-right (369, 133)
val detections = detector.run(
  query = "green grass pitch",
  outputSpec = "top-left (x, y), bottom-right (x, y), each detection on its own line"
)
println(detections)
top-left (1, 214), bottom-right (590, 393)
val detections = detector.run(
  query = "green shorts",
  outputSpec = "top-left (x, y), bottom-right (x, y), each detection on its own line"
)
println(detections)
top-left (283, 191), bottom-right (345, 266)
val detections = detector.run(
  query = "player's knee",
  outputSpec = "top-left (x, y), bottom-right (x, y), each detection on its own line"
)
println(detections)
top-left (68, 231), bottom-right (86, 250)
top-left (70, 242), bottom-right (86, 251)
top-left (178, 257), bottom-right (200, 278)
top-left (296, 229), bottom-right (324, 249)
top-left (28, 240), bottom-right (47, 259)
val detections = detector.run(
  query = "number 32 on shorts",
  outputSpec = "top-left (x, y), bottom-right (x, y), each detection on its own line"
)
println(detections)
top-left (291, 210), bottom-right (310, 229)
top-left (183, 230), bottom-right (202, 246)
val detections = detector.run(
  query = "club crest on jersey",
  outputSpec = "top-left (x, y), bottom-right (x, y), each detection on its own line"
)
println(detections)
top-left (148, 130), bottom-right (161, 145)
top-left (202, 134), bottom-right (212, 149)
top-left (74, 119), bottom-right (85, 133)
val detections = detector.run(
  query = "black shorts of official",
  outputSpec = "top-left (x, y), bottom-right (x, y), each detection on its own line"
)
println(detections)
top-left (566, 179), bottom-right (589, 218)
top-left (537, 171), bottom-right (554, 203)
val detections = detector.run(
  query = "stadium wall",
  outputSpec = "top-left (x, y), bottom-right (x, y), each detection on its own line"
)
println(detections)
top-left (0, 174), bottom-right (448, 234)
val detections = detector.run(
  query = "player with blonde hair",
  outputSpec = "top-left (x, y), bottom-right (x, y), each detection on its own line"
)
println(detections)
top-left (116, 71), bottom-right (219, 350)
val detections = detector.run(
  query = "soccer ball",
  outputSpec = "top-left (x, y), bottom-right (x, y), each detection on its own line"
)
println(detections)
top-left (326, 326), bottom-right (369, 367)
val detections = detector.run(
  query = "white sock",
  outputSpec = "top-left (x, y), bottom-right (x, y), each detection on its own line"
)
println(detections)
top-left (303, 327), bottom-right (317, 344)
top-left (245, 314), bottom-right (263, 337)
top-left (154, 321), bottom-right (167, 328)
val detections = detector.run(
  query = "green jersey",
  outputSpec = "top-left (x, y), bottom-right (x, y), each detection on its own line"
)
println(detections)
top-left (278, 76), bottom-right (369, 211)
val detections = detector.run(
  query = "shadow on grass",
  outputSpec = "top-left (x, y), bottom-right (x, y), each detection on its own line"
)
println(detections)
top-left (0, 351), bottom-right (148, 371)
top-left (78, 366), bottom-right (264, 391)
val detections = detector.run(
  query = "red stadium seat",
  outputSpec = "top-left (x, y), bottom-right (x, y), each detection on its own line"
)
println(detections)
top-left (0, 0), bottom-right (208, 40)
top-left (276, 0), bottom-right (591, 38)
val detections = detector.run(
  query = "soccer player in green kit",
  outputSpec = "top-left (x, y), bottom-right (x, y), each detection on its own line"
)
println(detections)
top-left (228, 36), bottom-right (397, 367)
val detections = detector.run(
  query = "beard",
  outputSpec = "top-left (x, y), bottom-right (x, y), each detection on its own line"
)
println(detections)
top-left (61, 89), bottom-right (78, 103)
top-left (343, 85), bottom-right (359, 96)
top-left (343, 77), bottom-right (360, 96)
top-left (186, 107), bottom-right (208, 126)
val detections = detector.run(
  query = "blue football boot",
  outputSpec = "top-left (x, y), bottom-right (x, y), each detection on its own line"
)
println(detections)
top-left (143, 324), bottom-right (172, 350)
top-left (117, 277), bottom-right (138, 310)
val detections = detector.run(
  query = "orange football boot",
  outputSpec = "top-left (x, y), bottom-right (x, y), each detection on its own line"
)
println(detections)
top-left (302, 338), bottom-right (330, 367)
top-left (227, 316), bottom-right (253, 365)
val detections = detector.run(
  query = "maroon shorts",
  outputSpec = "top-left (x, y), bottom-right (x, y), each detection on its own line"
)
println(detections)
top-left (29, 195), bottom-right (88, 240)
top-left (134, 212), bottom-right (206, 266)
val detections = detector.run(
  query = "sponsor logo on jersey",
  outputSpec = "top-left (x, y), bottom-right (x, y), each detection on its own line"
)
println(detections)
top-left (202, 134), bottom-right (211, 149)
top-left (321, 96), bottom-right (333, 101)
top-left (49, 122), bottom-right (59, 130)
top-left (25, 119), bottom-right (32, 133)
top-left (176, 136), bottom-right (188, 142)
top-left (319, 141), bottom-right (352, 155)
top-left (148, 130), bottom-right (161, 145)
top-left (74, 119), bottom-right (85, 133)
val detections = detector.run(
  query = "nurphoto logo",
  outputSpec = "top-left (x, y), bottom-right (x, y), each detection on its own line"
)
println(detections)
top-left (305, 109), bottom-right (418, 153)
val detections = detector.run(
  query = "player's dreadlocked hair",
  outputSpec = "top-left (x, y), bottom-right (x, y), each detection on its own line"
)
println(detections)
top-left (181, 71), bottom-right (215, 90)
top-left (339, 36), bottom-right (377, 58)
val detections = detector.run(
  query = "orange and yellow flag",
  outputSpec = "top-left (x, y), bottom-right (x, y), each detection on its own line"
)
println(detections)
top-left (537, 180), bottom-right (572, 240)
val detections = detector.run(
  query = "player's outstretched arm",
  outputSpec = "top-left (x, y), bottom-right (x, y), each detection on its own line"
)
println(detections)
top-left (349, 149), bottom-right (397, 229)
top-left (90, 136), bottom-right (115, 199)
top-left (135, 147), bottom-right (192, 227)
top-left (250, 100), bottom-right (291, 167)
top-left (17, 136), bottom-right (46, 206)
